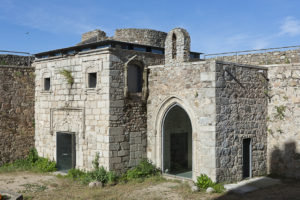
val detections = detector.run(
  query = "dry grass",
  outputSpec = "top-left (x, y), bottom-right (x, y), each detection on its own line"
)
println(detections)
top-left (22, 172), bottom-right (300, 200)
top-left (21, 176), bottom-right (300, 200)
top-left (19, 175), bottom-right (221, 200)
top-left (7, 172), bottom-right (300, 200)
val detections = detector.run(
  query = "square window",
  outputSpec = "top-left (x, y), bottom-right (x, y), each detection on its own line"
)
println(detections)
top-left (88, 73), bottom-right (97, 88)
top-left (44, 77), bottom-right (50, 91)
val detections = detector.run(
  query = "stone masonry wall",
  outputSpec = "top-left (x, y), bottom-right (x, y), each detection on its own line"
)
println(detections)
top-left (0, 54), bottom-right (34, 66)
top-left (147, 60), bottom-right (217, 181)
top-left (0, 65), bottom-right (35, 166)
top-left (210, 49), bottom-right (300, 66)
top-left (267, 63), bottom-right (300, 178)
top-left (113, 29), bottom-right (167, 48)
top-left (34, 49), bottom-right (111, 170)
top-left (215, 61), bottom-right (268, 182)
top-left (108, 48), bottom-right (164, 173)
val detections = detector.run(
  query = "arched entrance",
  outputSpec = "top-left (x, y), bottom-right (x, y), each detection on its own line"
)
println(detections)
top-left (162, 104), bottom-right (192, 178)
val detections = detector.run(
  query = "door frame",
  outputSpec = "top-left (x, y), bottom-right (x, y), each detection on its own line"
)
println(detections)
top-left (56, 132), bottom-right (76, 170)
top-left (161, 103), bottom-right (192, 175)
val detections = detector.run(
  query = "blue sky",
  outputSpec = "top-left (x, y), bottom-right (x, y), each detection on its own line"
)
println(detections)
top-left (1, 0), bottom-right (300, 54)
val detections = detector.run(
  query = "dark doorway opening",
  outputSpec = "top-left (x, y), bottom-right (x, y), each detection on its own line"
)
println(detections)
top-left (56, 132), bottom-right (76, 171)
top-left (171, 132), bottom-right (188, 172)
top-left (163, 105), bottom-right (192, 179)
top-left (243, 138), bottom-right (252, 178)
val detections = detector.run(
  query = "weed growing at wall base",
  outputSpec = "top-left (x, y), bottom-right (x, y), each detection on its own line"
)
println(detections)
top-left (65, 159), bottom-right (160, 186)
top-left (196, 174), bottom-right (225, 193)
top-left (66, 153), bottom-right (117, 185)
top-left (66, 167), bottom-right (117, 185)
top-left (0, 148), bottom-right (57, 173)
top-left (123, 159), bottom-right (160, 181)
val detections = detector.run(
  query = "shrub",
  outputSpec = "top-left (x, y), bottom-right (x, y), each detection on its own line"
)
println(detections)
top-left (35, 157), bottom-right (57, 172)
top-left (212, 183), bottom-right (225, 193)
top-left (66, 166), bottom-right (117, 185)
top-left (107, 171), bottom-right (117, 184)
top-left (0, 148), bottom-right (56, 173)
top-left (125, 159), bottom-right (160, 181)
top-left (67, 168), bottom-right (86, 180)
top-left (195, 174), bottom-right (225, 193)
top-left (90, 166), bottom-right (109, 183)
top-left (92, 152), bottom-right (100, 170)
top-left (27, 148), bottom-right (39, 163)
top-left (196, 174), bottom-right (214, 189)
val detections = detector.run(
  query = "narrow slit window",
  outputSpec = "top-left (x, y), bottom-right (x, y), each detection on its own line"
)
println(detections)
top-left (88, 72), bottom-right (97, 88)
top-left (172, 33), bottom-right (177, 59)
top-left (44, 77), bottom-right (50, 91)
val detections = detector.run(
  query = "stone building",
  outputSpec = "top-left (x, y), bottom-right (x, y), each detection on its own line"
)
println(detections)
top-left (34, 27), bottom-right (273, 182)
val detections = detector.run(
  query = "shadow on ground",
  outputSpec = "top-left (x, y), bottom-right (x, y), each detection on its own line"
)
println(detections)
top-left (215, 141), bottom-right (300, 200)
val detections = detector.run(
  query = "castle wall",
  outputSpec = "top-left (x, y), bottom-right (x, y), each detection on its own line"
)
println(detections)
top-left (210, 49), bottom-right (300, 66)
top-left (215, 61), bottom-right (268, 182)
top-left (147, 60), bottom-right (217, 181)
top-left (0, 54), bottom-right (33, 67)
top-left (268, 63), bottom-right (300, 178)
top-left (0, 64), bottom-right (34, 166)
top-left (34, 49), bottom-right (111, 170)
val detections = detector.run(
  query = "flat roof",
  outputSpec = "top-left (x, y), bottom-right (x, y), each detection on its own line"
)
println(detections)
top-left (35, 39), bottom-right (202, 59)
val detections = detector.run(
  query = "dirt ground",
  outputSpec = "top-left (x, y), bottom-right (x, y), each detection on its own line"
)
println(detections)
top-left (0, 172), bottom-right (300, 200)
top-left (0, 172), bottom-right (57, 193)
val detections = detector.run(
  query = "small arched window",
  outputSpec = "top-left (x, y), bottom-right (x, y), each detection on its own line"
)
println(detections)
top-left (172, 33), bottom-right (177, 59)
top-left (128, 64), bottom-right (142, 93)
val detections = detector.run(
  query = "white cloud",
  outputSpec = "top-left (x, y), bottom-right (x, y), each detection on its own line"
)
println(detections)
top-left (280, 16), bottom-right (300, 36)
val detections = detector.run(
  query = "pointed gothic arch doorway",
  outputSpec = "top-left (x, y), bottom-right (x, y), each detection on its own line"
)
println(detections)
top-left (162, 104), bottom-right (192, 178)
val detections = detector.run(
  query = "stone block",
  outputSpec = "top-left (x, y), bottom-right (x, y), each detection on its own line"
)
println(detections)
top-left (109, 127), bottom-right (124, 136)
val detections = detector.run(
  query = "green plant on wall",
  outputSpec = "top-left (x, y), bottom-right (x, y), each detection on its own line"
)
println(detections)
top-left (59, 69), bottom-right (74, 85)
top-left (29, 72), bottom-right (36, 79)
top-left (277, 128), bottom-right (283, 134)
top-left (274, 105), bottom-right (286, 120)
top-left (267, 128), bottom-right (273, 135)
top-left (285, 57), bottom-right (290, 64)
top-left (92, 152), bottom-right (100, 170)
top-left (14, 71), bottom-right (22, 77)
top-left (0, 60), bottom-right (7, 65)
top-left (283, 96), bottom-right (289, 101)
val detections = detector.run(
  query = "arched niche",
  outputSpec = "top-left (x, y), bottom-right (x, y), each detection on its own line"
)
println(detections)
top-left (124, 60), bottom-right (148, 100)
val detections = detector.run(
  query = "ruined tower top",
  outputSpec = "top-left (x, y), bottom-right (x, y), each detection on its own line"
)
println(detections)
top-left (113, 28), bottom-right (167, 48)
top-left (165, 28), bottom-right (191, 65)
top-left (79, 28), bottom-right (167, 48)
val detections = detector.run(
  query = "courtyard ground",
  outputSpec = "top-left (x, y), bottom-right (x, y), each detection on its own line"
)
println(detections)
top-left (0, 172), bottom-right (300, 200)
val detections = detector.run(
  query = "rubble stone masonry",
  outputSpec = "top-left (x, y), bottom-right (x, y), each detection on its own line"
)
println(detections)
top-left (268, 63), bottom-right (300, 178)
top-left (0, 64), bottom-right (35, 166)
